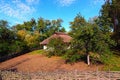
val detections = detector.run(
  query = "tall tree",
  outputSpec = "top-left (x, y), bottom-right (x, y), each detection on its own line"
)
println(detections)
top-left (0, 20), bottom-right (16, 56)
top-left (23, 18), bottom-right (36, 31)
top-left (70, 14), bottom-right (115, 65)
top-left (69, 13), bottom-right (86, 37)
top-left (37, 18), bottom-right (46, 33)
top-left (13, 18), bottom-right (36, 31)
top-left (99, 0), bottom-right (120, 47)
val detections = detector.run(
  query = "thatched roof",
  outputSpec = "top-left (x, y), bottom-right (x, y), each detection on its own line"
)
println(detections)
top-left (40, 32), bottom-right (72, 45)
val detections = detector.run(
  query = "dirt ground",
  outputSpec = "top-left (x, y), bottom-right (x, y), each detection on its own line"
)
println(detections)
top-left (0, 53), bottom-right (103, 73)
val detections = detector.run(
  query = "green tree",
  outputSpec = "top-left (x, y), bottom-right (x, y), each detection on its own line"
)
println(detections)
top-left (99, 0), bottom-right (120, 47)
top-left (13, 18), bottom-right (36, 31)
top-left (12, 18), bottom-right (66, 52)
top-left (23, 18), bottom-right (36, 31)
top-left (0, 20), bottom-right (22, 56)
top-left (36, 18), bottom-right (46, 33)
top-left (12, 24), bottom-right (23, 31)
top-left (59, 27), bottom-right (66, 32)
top-left (36, 18), bottom-right (65, 41)
top-left (69, 14), bottom-right (115, 65)
top-left (69, 13), bottom-right (86, 37)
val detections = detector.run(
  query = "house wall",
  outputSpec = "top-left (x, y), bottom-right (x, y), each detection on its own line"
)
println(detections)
top-left (43, 45), bottom-right (47, 50)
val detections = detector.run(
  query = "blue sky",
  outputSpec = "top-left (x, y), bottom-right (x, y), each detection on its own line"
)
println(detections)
top-left (0, 0), bottom-right (105, 31)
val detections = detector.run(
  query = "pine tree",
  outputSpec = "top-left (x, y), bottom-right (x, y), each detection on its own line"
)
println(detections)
top-left (99, 0), bottom-right (120, 47)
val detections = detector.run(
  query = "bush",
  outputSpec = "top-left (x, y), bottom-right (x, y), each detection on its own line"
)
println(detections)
top-left (47, 37), bottom-right (67, 57)
top-left (90, 52), bottom-right (102, 64)
top-left (63, 49), bottom-right (83, 63)
top-left (0, 42), bottom-right (9, 57)
top-left (10, 40), bottom-right (28, 53)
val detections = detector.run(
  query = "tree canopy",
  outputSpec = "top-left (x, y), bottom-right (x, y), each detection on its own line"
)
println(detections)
top-left (0, 18), bottom-right (66, 57)
top-left (68, 14), bottom-right (115, 65)
top-left (98, 0), bottom-right (120, 47)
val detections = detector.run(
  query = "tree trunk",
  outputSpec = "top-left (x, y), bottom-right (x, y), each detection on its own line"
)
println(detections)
top-left (87, 53), bottom-right (90, 66)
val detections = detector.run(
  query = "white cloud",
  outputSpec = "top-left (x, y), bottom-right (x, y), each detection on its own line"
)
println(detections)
top-left (57, 0), bottom-right (76, 7)
top-left (26, 0), bottom-right (39, 4)
top-left (92, 0), bottom-right (104, 5)
top-left (12, 0), bottom-right (21, 3)
top-left (0, 0), bottom-right (36, 21)
top-left (88, 0), bottom-right (105, 9)
top-left (26, 0), bottom-right (35, 3)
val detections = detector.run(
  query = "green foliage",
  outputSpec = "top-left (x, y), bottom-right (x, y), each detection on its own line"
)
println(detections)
top-left (69, 13), bottom-right (86, 37)
top-left (0, 20), bottom-right (16, 57)
top-left (47, 37), bottom-right (67, 57)
top-left (0, 20), bottom-right (28, 57)
top-left (14, 18), bottom-right (36, 31)
top-left (0, 18), bottom-right (66, 58)
top-left (0, 42), bottom-right (9, 56)
top-left (59, 27), bottom-right (66, 32)
top-left (10, 40), bottom-right (28, 53)
top-left (102, 54), bottom-right (120, 71)
top-left (72, 23), bottom-right (113, 54)
top-left (99, 49), bottom-right (112, 64)
top-left (99, 0), bottom-right (120, 49)
top-left (63, 49), bottom-right (83, 63)
top-left (13, 18), bottom-right (66, 42)
top-left (69, 13), bottom-right (116, 65)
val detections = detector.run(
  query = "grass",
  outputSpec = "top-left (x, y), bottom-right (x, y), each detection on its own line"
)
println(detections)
top-left (103, 54), bottom-right (120, 71)
top-left (28, 49), bottom-right (46, 55)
